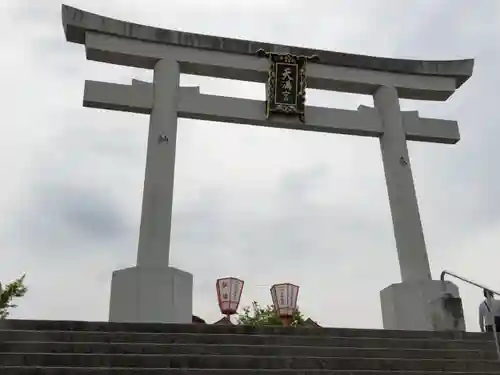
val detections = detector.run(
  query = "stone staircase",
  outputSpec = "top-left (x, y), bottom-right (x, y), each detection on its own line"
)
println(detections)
top-left (0, 319), bottom-right (499, 374)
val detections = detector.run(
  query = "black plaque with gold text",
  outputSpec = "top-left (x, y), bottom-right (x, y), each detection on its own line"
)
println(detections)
top-left (257, 50), bottom-right (318, 122)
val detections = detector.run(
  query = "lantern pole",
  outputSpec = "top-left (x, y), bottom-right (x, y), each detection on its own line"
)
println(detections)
top-left (282, 315), bottom-right (291, 327)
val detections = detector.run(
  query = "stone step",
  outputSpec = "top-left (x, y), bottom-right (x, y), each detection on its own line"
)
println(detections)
top-left (2, 367), bottom-right (500, 375)
top-left (0, 319), bottom-right (492, 341)
top-left (0, 341), bottom-right (497, 360)
top-left (2, 353), bottom-right (500, 372)
top-left (0, 330), bottom-right (496, 351)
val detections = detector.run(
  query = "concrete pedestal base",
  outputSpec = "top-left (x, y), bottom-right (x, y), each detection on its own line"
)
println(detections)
top-left (428, 291), bottom-right (466, 332)
top-left (109, 266), bottom-right (193, 324)
top-left (380, 280), bottom-right (464, 331)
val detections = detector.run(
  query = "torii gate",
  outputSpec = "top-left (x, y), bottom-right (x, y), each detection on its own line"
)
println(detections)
top-left (62, 4), bottom-right (474, 330)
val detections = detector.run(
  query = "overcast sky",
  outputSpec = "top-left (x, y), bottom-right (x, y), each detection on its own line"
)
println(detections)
top-left (0, 0), bottom-right (499, 331)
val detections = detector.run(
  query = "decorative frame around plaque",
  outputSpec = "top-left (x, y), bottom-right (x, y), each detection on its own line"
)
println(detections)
top-left (257, 50), bottom-right (318, 122)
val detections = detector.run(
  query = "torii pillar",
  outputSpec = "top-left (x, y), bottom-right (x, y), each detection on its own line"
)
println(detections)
top-left (109, 59), bottom-right (193, 324)
top-left (374, 86), bottom-right (455, 331)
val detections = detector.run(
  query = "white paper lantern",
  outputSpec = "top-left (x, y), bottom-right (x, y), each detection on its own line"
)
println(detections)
top-left (216, 277), bottom-right (244, 315)
top-left (270, 283), bottom-right (299, 318)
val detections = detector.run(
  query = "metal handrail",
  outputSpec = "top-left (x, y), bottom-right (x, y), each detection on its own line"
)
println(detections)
top-left (440, 269), bottom-right (500, 361)
top-left (440, 270), bottom-right (500, 296)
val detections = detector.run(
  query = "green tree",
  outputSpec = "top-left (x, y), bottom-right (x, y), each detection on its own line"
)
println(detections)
top-left (236, 301), bottom-right (306, 326)
top-left (0, 274), bottom-right (28, 319)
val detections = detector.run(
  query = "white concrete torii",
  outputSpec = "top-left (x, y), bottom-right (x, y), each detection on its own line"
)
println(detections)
top-left (62, 4), bottom-right (474, 330)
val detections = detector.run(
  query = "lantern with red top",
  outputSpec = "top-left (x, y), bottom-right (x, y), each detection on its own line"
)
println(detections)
top-left (270, 283), bottom-right (299, 327)
top-left (216, 277), bottom-right (244, 321)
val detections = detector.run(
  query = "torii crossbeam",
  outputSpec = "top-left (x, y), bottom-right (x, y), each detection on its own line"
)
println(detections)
top-left (84, 79), bottom-right (460, 144)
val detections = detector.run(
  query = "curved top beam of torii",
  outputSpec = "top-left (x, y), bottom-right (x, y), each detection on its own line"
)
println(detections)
top-left (61, 4), bottom-right (473, 101)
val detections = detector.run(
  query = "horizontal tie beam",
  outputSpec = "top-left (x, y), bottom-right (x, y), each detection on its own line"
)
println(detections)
top-left (83, 80), bottom-right (459, 144)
